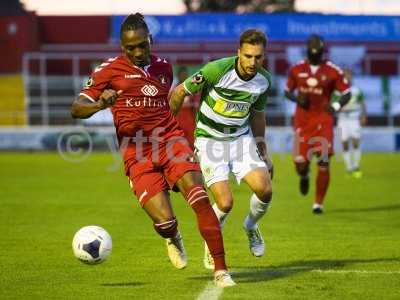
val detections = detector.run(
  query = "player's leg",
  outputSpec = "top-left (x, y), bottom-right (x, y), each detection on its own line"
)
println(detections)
top-left (351, 137), bottom-right (362, 178)
top-left (241, 167), bottom-right (272, 257)
top-left (192, 137), bottom-right (233, 270)
top-left (295, 160), bottom-right (310, 195)
top-left (194, 137), bottom-right (232, 227)
top-left (342, 139), bottom-right (353, 174)
top-left (293, 128), bottom-right (311, 195)
top-left (351, 121), bottom-right (363, 178)
top-left (128, 162), bottom-right (187, 269)
top-left (201, 181), bottom-right (233, 269)
top-left (209, 180), bottom-right (233, 228)
top-left (313, 158), bottom-right (330, 214)
top-left (230, 134), bottom-right (272, 256)
top-left (162, 138), bottom-right (235, 286)
top-left (142, 191), bottom-right (187, 269)
top-left (311, 122), bottom-right (334, 214)
top-left (175, 171), bottom-right (226, 270)
top-left (340, 119), bottom-right (354, 174)
top-left (175, 171), bottom-right (235, 286)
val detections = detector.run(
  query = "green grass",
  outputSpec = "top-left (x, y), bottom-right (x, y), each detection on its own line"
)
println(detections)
top-left (1, 152), bottom-right (399, 299)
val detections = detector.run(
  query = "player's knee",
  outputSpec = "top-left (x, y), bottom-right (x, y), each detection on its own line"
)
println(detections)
top-left (317, 160), bottom-right (330, 169)
top-left (353, 140), bottom-right (360, 149)
top-left (254, 185), bottom-right (272, 203)
top-left (295, 162), bottom-right (309, 177)
top-left (217, 196), bottom-right (233, 213)
top-left (153, 217), bottom-right (178, 239)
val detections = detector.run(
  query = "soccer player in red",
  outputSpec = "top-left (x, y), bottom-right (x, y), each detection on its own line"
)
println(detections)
top-left (70, 14), bottom-right (235, 287)
top-left (285, 34), bottom-right (351, 214)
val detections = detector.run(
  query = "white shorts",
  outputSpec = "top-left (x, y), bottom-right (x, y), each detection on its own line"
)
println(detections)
top-left (194, 134), bottom-right (267, 187)
top-left (337, 118), bottom-right (361, 142)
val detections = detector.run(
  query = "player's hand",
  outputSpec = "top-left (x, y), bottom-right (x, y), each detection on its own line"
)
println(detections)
top-left (98, 89), bottom-right (123, 109)
top-left (297, 93), bottom-right (310, 109)
top-left (360, 115), bottom-right (367, 126)
top-left (325, 102), bottom-right (341, 115)
top-left (268, 164), bottom-right (274, 180)
top-left (262, 155), bottom-right (274, 180)
top-left (325, 104), bottom-right (336, 114)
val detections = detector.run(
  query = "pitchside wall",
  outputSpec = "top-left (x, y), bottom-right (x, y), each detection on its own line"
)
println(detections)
top-left (0, 127), bottom-right (398, 152)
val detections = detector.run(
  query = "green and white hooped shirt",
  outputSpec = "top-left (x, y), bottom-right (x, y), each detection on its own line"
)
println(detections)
top-left (183, 56), bottom-right (271, 140)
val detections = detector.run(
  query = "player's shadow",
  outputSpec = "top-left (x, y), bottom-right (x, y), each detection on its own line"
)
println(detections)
top-left (100, 282), bottom-right (146, 287)
top-left (328, 204), bottom-right (400, 214)
top-left (189, 257), bottom-right (400, 283)
top-left (229, 257), bottom-right (400, 284)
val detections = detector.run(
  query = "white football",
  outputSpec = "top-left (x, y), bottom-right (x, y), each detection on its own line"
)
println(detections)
top-left (72, 225), bottom-right (112, 264)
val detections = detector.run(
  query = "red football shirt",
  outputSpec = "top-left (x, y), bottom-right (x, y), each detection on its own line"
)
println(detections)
top-left (286, 59), bottom-right (350, 129)
top-left (80, 54), bottom-right (184, 169)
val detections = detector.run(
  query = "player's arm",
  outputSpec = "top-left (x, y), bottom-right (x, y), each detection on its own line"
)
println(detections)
top-left (284, 67), bottom-right (309, 109)
top-left (284, 90), bottom-right (310, 109)
top-left (250, 109), bottom-right (273, 177)
top-left (170, 62), bottom-right (220, 115)
top-left (326, 66), bottom-right (352, 114)
top-left (325, 90), bottom-right (351, 114)
top-left (251, 89), bottom-right (274, 176)
top-left (360, 92), bottom-right (367, 126)
top-left (71, 89), bottom-right (122, 119)
top-left (169, 83), bottom-right (190, 116)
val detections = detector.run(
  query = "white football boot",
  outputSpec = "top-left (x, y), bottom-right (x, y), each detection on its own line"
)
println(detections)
top-left (214, 270), bottom-right (236, 287)
top-left (166, 232), bottom-right (187, 269)
top-left (203, 242), bottom-right (215, 270)
top-left (243, 224), bottom-right (265, 257)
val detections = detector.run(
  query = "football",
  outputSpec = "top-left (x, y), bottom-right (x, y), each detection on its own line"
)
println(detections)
top-left (72, 225), bottom-right (112, 264)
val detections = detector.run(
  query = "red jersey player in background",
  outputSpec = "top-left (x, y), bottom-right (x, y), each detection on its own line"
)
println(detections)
top-left (284, 34), bottom-right (351, 214)
top-left (70, 14), bottom-right (235, 287)
top-left (171, 67), bottom-right (200, 149)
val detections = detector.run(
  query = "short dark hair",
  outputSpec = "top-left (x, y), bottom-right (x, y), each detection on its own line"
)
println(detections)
top-left (307, 34), bottom-right (324, 47)
top-left (239, 29), bottom-right (267, 47)
top-left (120, 13), bottom-right (149, 39)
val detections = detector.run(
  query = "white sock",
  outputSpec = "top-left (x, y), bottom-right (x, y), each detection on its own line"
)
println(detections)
top-left (353, 148), bottom-right (361, 170)
top-left (342, 150), bottom-right (353, 172)
top-left (212, 203), bottom-right (229, 229)
top-left (244, 194), bottom-right (270, 230)
top-left (313, 203), bottom-right (323, 209)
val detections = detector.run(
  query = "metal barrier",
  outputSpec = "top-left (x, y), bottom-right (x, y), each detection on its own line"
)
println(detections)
top-left (22, 51), bottom-right (400, 126)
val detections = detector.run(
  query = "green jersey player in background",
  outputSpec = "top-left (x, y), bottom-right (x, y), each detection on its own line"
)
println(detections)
top-left (336, 69), bottom-right (367, 178)
top-left (170, 29), bottom-right (273, 269)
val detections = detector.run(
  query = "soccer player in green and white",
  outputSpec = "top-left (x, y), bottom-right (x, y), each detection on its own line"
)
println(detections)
top-left (336, 69), bottom-right (367, 178)
top-left (170, 29), bottom-right (273, 269)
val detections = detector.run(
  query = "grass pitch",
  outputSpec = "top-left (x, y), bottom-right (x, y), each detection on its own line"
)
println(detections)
top-left (0, 152), bottom-right (399, 299)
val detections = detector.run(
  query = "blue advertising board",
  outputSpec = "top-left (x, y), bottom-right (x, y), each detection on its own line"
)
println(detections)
top-left (111, 14), bottom-right (400, 42)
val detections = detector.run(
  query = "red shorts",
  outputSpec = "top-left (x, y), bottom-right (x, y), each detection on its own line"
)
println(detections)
top-left (293, 122), bottom-right (334, 163)
top-left (127, 138), bottom-right (200, 207)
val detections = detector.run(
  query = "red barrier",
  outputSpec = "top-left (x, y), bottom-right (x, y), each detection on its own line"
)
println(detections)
top-left (38, 16), bottom-right (109, 44)
top-left (0, 13), bottom-right (39, 73)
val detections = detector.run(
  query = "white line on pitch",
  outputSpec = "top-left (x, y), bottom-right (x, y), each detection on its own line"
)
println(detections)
top-left (196, 281), bottom-right (223, 300)
top-left (311, 269), bottom-right (400, 274)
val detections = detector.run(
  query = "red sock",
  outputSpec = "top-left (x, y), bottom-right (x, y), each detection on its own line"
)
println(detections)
top-left (316, 166), bottom-right (330, 205)
top-left (185, 185), bottom-right (227, 271)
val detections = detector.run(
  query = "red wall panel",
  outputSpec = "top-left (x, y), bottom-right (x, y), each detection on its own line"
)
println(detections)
top-left (0, 13), bottom-right (39, 73)
top-left (38, 16), bottom-right (109, 44)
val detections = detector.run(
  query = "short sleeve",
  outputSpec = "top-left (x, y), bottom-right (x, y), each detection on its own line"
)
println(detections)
top-left (333, 68), bottom-right (350, 94)
top-left (285, 67), bottom-right (297, 92)
top-left (183, 61), bottom-right (221, 95)
top-left (252, 92), bottom-right (268, 111)
top-left (79, 66), bottom-right (112, 102)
